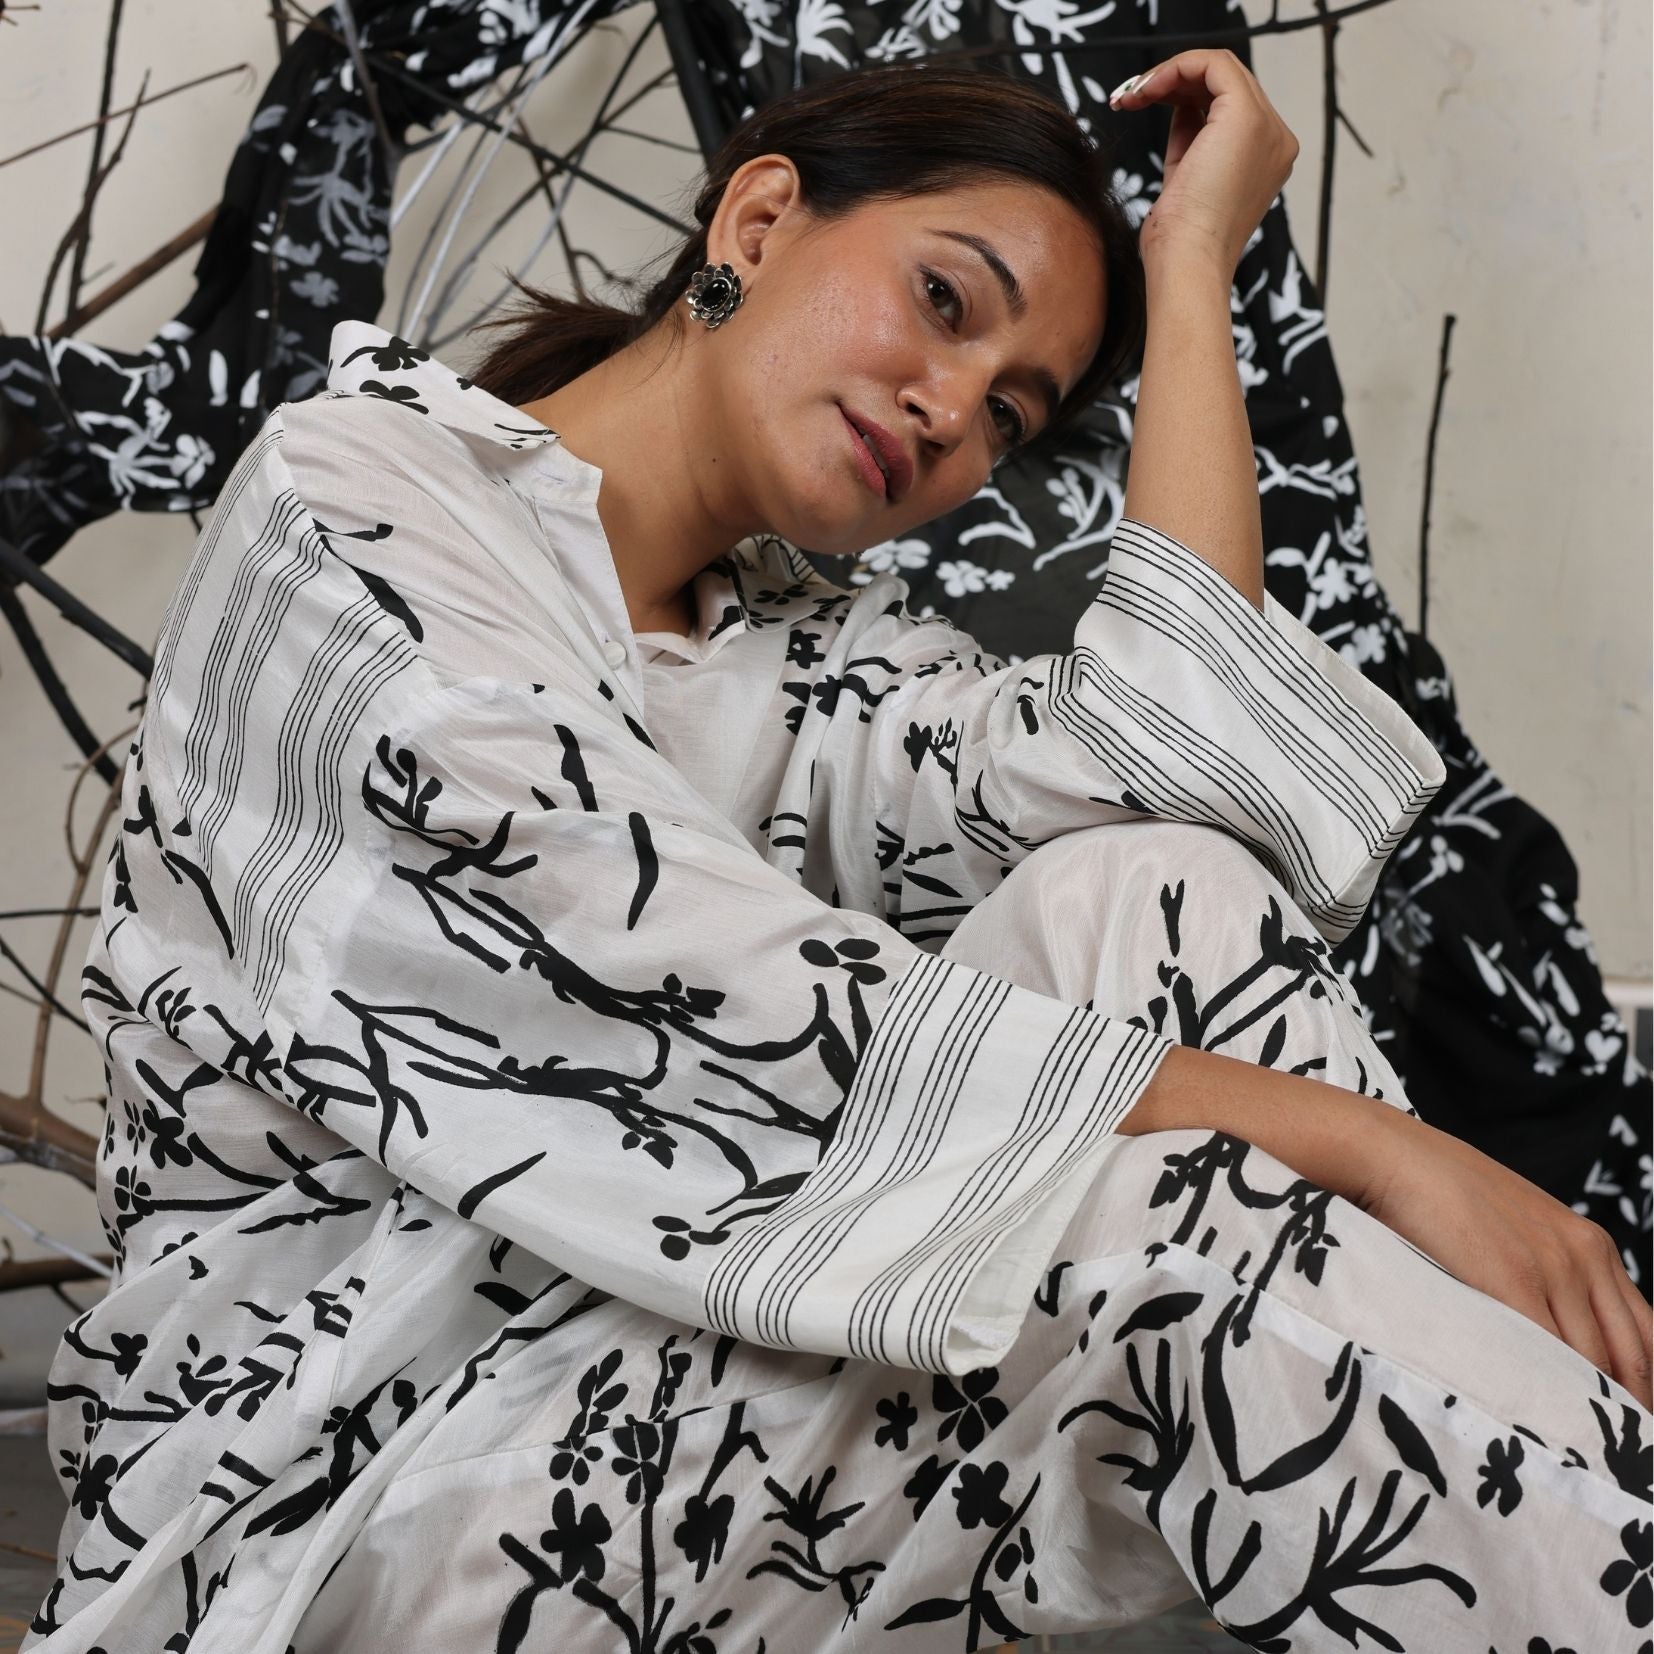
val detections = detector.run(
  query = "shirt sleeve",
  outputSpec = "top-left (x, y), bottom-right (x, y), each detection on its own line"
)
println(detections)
top-left (818, 517), bottom-right (1446, 948)
top-left (133, 409), bottom-right (1172, 1378)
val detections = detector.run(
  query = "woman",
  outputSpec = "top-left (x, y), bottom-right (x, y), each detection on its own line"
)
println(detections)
top-left (30, 54), bottom-right (1649, 1654)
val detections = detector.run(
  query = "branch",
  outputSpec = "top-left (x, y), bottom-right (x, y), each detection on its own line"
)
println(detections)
top-left (64, 0), bottom-right (126, 321)
top-left (1417, 313), bottom-right (1456, 641)
top-left (0, 536), bottom-right (156, 678)
top-left (0, 61), bottom-right (252, 171)
top-left (0, 588), bottom-right (120, 784)
top-left (0, 1103), bottom-right (99, 1185)
top-left (48, 206), bottom-right (217, 340)
top-left (1312, 0), bottom-right (1339, 305)
top-left (0, 1253), bottom-right (112, 1293)
top-left (36, 64), bottom-right (151, 335)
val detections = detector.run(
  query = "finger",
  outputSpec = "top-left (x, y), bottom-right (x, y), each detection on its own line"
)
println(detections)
top-left (1596, 1265), bottom-right (1654, 1407)
top-left (1506, 1282), bottom-right (1563, 1343)
top-left (1163, 102), bottom-right (1206, 173)
top-left (1550, 1279), bottom-right (1615, 1381)
top-left (1113, 50), bottom-right (1258, 110)
top-left (1617, 1266), bottom-right (1654, 1365)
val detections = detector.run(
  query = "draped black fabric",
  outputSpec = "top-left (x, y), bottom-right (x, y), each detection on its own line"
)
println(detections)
top-left (0, 0), bottom-right (627, 566)
top-left (0, 0), bottom-right (1645, 1284)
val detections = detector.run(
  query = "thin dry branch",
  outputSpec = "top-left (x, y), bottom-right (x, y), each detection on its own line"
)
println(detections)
top-left (48, 206), bottom-right (217, 340)
top-left (0, 62), bottom-right (252, 172)
top-left (36, 65), bottom-right (151, 335)
top-left (64, 0), bottom-right (126, 320)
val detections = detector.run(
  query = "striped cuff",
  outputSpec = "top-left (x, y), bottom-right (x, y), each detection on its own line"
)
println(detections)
top-left (1051, 518), bottom-right (1446, 946)
top-left (701, 949), bottom-right (1172, 1375)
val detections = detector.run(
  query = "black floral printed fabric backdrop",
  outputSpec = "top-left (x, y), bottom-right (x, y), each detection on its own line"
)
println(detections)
top-left (0, 0), bottom-right (1645, 1284)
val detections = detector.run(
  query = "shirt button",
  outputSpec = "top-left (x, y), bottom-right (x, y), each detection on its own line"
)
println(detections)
top-left (601, 639), bottom-right (627, 669)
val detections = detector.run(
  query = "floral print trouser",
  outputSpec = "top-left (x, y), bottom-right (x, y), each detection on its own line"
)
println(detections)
top-left (293, 821), bottom-right (1652, 1654)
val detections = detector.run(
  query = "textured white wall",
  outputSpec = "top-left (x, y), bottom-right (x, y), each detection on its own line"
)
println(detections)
top-left (0, 1), bottom-right (1648, 1397)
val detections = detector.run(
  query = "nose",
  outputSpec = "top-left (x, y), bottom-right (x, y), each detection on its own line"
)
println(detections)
top-left (899, 360), bottom-right (983, 458)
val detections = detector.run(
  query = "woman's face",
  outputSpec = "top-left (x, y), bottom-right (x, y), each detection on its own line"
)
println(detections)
top-left (702, 166), bottom-right (1108, 558)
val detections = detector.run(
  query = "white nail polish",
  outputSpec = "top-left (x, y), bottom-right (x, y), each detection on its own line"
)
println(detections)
top-left (1108, 73), bottom-right (1142, 106)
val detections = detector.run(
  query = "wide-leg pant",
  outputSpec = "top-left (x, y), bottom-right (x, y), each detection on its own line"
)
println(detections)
top-left (295, 821), bottom-right (1652, 1654)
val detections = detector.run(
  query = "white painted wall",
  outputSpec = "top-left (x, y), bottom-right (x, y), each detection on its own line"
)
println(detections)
top-left (1, 0), bottom-right (1648, 1398)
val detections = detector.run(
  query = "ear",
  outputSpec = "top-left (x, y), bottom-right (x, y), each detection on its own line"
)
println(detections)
top-left (707, 155), bottom-right (805, 278)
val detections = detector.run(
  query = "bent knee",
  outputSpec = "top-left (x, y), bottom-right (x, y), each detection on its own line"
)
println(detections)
top-left (1012, 818), bottom-right (1292, 911)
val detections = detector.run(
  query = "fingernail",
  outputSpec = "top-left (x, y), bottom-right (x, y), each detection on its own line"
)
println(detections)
top-left (1108, 73), bottom-right (1144, 106)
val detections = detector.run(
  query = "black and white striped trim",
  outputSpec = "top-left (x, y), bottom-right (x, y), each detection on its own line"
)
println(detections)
top-left (702, 949), bottom-right (1171, 1374)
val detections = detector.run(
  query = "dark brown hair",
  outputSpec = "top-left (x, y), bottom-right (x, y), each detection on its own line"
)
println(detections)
top-left (468, 62), bottom-right (1146, 454)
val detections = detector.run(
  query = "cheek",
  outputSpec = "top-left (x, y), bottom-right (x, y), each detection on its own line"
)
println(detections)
top-left (913, 454), bottom-right (991, 527)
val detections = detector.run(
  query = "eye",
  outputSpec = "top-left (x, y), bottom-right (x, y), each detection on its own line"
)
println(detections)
top-left (922, 268), bottom-right (962, 327)
top-left (989, 396), bottom-right (1027, 447)
top-left (926, 271), bottom-right (1025, 453)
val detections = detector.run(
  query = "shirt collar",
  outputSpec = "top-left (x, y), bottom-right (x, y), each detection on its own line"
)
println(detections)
top-left (325, 320), bottom-right (569, 454)
top-left (322, 321), bottom-right (852, 659)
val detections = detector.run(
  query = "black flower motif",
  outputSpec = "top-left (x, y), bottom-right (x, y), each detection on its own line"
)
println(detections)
top-left (1475, 1434), bottom-right (1525, 1516)
top-left (674, 1491), bottom-right (734, 1582)
top-left (609, 1417), bottom-right (663, 1506)
top-left (952, 1460), bottom-right (1012, 1531)
top-left (786, 629), bottom-right (825, 670)
top-left (111, 1164), bottom-right (151, 1214)
top-left (1601, 1519), bottom-right (1652, 1628)
top-left (72, 1453), bottom-right (117, 1519)
top-left (798, 936), bottom-right (886, 985)
top-left (109, 1331), bottom-right (147, 1377)
top-left (539, 1486), bottom-right (611, 1585)
top-left (933, 1366), bottom-right (1008, 1454)
top-left (359, 380), bottom-right (428, 413)
top-left (342, 337), bottom-right (428, 374)
top-left (549, 1437), bottom-right (603, 1485)
top-left (902, 1453), bottom-right (957, 1521)
top-left (138, 1100), bottom-right (191, 1168)
top-left (874, 1391), bottom-right (917, 1451)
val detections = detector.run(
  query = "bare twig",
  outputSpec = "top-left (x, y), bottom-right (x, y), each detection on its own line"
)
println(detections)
top-left (0, 589), bottom-right (119, 784)
top-left (48, 207), bottom-right (217, 340)
top-left (0, 1101), bottom-right (97, 1184)
top-left (0, 933), bottom-right (90, 1035)
top-left (0, 1253), bottom-right (112, 1293)
top-left (0, 538), bottom-right (156, 679)
top-left (1418, 313), bottom-right (1456, 640)
top-left (333, 0), bottom-right (400, 179)
top-left (35, 762), bottom-right (128, 1106)
top-left (0, 1195), bottom-right (112, 1277)
top-left (286, 10), bottom-right (691, 235)
top-left (425, 15), bottom-right (665, 345)
top-left (0, 61), bottom-right (252, 171)
top-left (1312, 0), bottom-right (1339, 305)
top-left (36, 64), bottom-right (152, 334)
top-left (64, 0), bottom-right (126, 321)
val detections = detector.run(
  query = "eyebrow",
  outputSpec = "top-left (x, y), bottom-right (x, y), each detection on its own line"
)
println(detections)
top-left (928, 228), bottom-right (1064, 428)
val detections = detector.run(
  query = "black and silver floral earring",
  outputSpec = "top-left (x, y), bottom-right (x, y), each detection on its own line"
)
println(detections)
top-left (685, 261), bottom-right (744, 329)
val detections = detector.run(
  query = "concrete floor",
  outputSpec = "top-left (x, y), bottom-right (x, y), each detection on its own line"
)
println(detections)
top-left (0, 1431), bottom-right (1245, 1653)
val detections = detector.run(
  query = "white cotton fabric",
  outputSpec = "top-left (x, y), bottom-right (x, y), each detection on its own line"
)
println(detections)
top-left (24, 321), bottom-right (1465, 1650)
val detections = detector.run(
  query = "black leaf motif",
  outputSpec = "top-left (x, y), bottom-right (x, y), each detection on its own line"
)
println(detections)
top-left (1377, 1393), bottom-right (1448, 1498)
top-left (1112, 1291), bottom-right (1204, 1342)
top-left (884, 1596), bottom-right (965, 1628)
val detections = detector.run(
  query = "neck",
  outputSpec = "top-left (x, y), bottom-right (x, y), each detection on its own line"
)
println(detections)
top-left (518, 321), bottom-right (755, 636)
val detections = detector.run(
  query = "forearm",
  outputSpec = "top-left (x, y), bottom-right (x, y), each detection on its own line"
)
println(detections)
top-left (1121, 255), bottom-right (1265, 609)
top-left (1116, 1042), bottom-right (1416, 1207)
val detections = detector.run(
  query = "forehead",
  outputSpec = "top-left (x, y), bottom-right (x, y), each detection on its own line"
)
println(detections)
top-left (864, 180), bottom-right (1107, 382)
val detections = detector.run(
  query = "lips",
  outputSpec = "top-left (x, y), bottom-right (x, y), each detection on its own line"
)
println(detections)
top-left (839, 406), bottom-right (913, 505)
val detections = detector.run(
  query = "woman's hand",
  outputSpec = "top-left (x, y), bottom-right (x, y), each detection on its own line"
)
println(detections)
top-left (1111, 49), bottom-right (1300, 279)
top-left (1358, 1110), bottom-right (1653, 1410)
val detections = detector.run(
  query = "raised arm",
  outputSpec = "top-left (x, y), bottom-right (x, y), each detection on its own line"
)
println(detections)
top-left (1111, 45), bottom-right (1304, 607)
